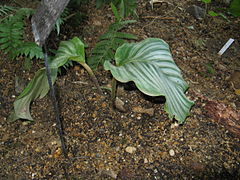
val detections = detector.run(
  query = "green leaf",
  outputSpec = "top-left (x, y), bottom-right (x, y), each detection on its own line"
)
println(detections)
top-left (115, 32), bottom-right (138, 40)
top-left (104, 38), bottom-right (194, 123)
top-left (10, 37), bottom-right (85, 121)
top-left (0, 7), bottom-right (35, 60)
top-left (88, 19), bottom-right (137, 69)
top-left (113, 0), bottom-right (137, 18)
top-left (54, 8), bottom-right (69, 35)
top-left (96, 0), bottom-right (109, 8)
top-left (111, 2), bottom-right (120, 21)
top-left (13, 42), bottom-right (44, 59)
top-left (0, 5), bottom-right (16, 17)
top-left (9, 68), bottom-right (58, 121)
top-left (50, 37), bottom-right (85, 68)
top-left (230, 0), bottom-right (240, 16)
top-left (202, 0), bottom-right (211, 3)
top-left (208, 10), bottom-right (219, 17)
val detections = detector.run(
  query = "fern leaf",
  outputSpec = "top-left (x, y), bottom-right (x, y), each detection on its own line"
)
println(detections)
top-left (13, 42), bottom-right (44, 59)
top-left (55, 8), bottom-right (69, 35)
top-left (115, 32), bottom-right (137, 39)
top-left (0, 20), bottom-right (23, 57)
top-left (14, 8), bottom-right (34, 19)
top-left (0, 7), bottom-right (42, 61)
top-left (115, 0), bottom-right (137, 18)
top-left (88, 20), bottom-right (137, 69)
top-left (0, 5), bottom-right (16, 20)
top-left (96, 0), bottom-right (137, 18)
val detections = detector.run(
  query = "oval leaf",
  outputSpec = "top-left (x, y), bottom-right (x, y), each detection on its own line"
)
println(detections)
top-left (104, 38), bottom-right (194, 123)
top-left (9, 37), bottom-right (85, 121)
top-left (9, 68), bottom-right (58, 121)
top-left (50, 37), bottom-right (85, 68)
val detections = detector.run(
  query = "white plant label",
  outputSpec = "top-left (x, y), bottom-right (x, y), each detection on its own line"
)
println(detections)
top-left (218, 38), bottom-right (235, 56)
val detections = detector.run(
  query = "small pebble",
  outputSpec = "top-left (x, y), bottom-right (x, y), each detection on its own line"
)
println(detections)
top-left (22, 121), bottom-right (30, 126)
top-left (125, 146), bottom-right (137, 154)
top-left (170, 122), bottom-right (179, 129)
top-left (169, 149), bottom-right (175, 156)
top-left (144, 158), bottom-right (148, 163)
top-left (132, 106), bottom-right (154, 116)
top-left (115, 97), bottom-right (126, 112)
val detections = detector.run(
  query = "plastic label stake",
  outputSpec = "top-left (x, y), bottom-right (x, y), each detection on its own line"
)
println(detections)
top-left (218, 38), bottom-right (234, 56)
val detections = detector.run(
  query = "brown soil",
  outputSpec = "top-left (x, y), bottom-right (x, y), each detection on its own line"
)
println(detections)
top-left (1, 0), bottom-right (240, 179)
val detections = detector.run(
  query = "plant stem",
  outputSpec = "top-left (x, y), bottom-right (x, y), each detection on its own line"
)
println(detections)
top-left (80, 62), bottom-right (103, 95)
top-left (204, 3), bottom-right (208, 18)
top-left (111, 77), bottom-right (117, 106)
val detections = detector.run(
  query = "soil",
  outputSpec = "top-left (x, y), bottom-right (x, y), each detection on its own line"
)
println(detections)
top-left (1, 0), bottom-right (240, 179)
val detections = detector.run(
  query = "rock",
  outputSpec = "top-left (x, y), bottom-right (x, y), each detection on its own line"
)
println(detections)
top-left (170, 122), bottom-right (179, 129)
top-left (22, 121), bottom-right (31, 126)
top-left (186, 5), bottom-right (205, 20)
top-left (190, 161), bottom-right (205, 172)
top-left (53, 148), bottom-right (62, 158)
top-left (115, 97), bottom-right (126, 112)
top-left (218, 64), bottom-right (227, 71)
top-left (117, 86), bottom-right (125, 97)
top-left (15, 75), bottom-right (27, 94)
top-left (229, 70), bottom-right (240, 91)
top-left (93, 20), bottom-right (102, 26)
top-left (99, 169), bottom-right (117, 179)
top-left (169, 149), bottom-right (175, 156)
top-left (117, 167), bottom-right (135, 179)
top-left (125, 146), bottom-right (137, 154)
top-left (132, 106), bottom-right (154, 116)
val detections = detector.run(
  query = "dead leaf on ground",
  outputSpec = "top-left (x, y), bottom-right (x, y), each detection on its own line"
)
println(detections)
top-left (205, 100), bottom-right (240, 138)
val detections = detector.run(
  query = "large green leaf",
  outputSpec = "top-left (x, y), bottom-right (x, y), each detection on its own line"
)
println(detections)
top-left (230, 0), bottom-right (240, 16)
top-left (104, 38), bottom-right (194, 123)
top-left (50, 37), bottom-right (85, 68)
top-left (9, 68), bottom-right (58, 121)
top-left (9, 37), bottom-right (85, 121)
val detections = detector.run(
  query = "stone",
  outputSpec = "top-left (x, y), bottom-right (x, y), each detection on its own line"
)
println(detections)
top-left (169, 149), bottom-right (175, 156)
top-left (115, 97), bottom-right (126, 112)
top-left (186, 5), bottom-right (205, 20)
top-left (132, 106), bottom-right (154, 116)
top-left (125, 146), bottom-right (137, 154)
top-left (229, 70), bottom-right (240, 90)
top-left (15, 76), bottom-right (27, 94)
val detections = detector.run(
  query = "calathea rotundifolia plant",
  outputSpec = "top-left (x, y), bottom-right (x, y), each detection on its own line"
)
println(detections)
top-left (10, 37), bottom-right (194, 123)
top-left (9, 2), bottom-right (194, 123)
top-left (9, 37), bottom-right (101, 121)
top-left (104, 38), bottom-right (194, 123)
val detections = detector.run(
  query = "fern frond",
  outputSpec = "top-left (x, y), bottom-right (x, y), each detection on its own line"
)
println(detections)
top-left (13, 42), bottom-right (43, 59)
top-left (113, 0), bottom-right (137, 18)
top-left (0, 5), bottom-right (16, 18)
top-left (88, 20), bottom-right (137, 69)
top-left (96, 0), bottom-right (137, 18)
top-left (0, 8), bottom-right (43, 61)
top-left (55, 8), bottom-right (70, 35)
top-left (15, 8), bottom-right (34, 19)
top-left (0, 20), bottom-right (24, 56)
